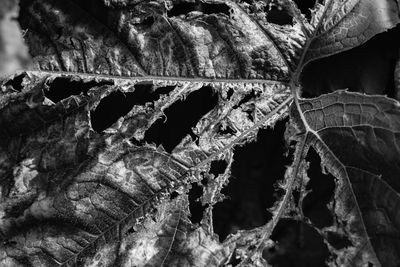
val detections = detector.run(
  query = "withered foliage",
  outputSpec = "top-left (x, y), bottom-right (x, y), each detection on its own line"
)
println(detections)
top-left (1, 0), bottom-right (400, 266)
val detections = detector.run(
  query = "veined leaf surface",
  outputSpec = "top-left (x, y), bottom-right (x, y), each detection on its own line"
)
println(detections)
top-left (1, 0), bottom-right (400, 266)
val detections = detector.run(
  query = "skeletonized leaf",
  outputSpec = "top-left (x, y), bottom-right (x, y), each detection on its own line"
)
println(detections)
top-left (1, 0), bottom-right (400, 266)
top-left (0, 71), bottom-right (289, 265)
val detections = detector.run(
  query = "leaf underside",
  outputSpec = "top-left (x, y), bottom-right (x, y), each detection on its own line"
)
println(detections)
top-left (1, 0), bottom-right (400, 266)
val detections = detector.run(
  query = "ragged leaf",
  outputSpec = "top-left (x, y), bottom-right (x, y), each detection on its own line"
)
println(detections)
top-left (1, 0), bottom-right (400, 266)
top-left (290, 91), bottom-right (400, 266)
top-left (118, 195), bottom-right (231, 267)
top-left (0, 71), bottom-right (289, 266)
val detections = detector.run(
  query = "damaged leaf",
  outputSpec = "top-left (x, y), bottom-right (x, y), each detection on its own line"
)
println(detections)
top-left (290, 91), bottom-right (400, 266)
top-left (1, 0), bottom-right (400, 266)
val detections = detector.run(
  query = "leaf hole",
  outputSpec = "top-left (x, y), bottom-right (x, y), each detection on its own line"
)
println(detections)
top-left (200, 177), bottom-right (208, 186)
top-left (45, 77), bottom-right (113, 103)
top-left (212, 119), bottom-right (289, 241)
top-left (126, 227), bottom-right (136, 235)
top-left (188, 183), bottom-right (206, 224)
top-left (90, 91), bottom-right (137, 133)
top-left (243, 104), bottom-right (255, 122)
top-left (170, 191), bottom-right (179, 200)
top-left (302, 148), bottom-right (335, 228)
top-left (233, 90), bottom-right (257, 109)
top-left (4, 73), bottom-right (26, 91)
top-left (326, 231), bottom-right (352, 250)
top-left (144, 86), bottom-right (218, 153)
top-left (209, 160), bottom-right (228, 177)
top-left (292, 188), bottom-right (300, 205)
top-left (141, 16), bottom-right (154, 27)
top-left (263, 219), bottom-right (329, 266)
top-left (266, 4), bottom-right (293, 26)
top-left (217, 124), bottom-right (237, 136)
top-left (231, 90), bottom-right (258, 121)
top-left (138, 84), bottom-right (176, 104)
top-left (91, 83), bottom-right (175, 133)
top-left (130, 136), bottom-right (142, 146)
top-left (226, 88), bottom-right (234, 100)
top-left (227, 250), bottom-right (242, 266)
top-left (293, 0), bottom-right (315, 21)
top-left (167, 2), bottom-right (230, 17)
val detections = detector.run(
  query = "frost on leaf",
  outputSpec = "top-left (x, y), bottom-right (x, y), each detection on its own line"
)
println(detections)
top-left (1, 0), bottom-right (400, 266)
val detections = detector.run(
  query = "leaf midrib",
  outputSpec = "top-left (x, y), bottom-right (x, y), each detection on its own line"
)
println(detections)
top-left (26, 70), bottom-right (290, 85)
